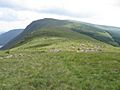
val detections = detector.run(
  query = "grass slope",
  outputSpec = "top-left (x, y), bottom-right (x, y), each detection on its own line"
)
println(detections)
top-left (0, 36), bottom-right (120, 90)
top-left (1, 18), bottom-right (120, 50)
top-left (0, 18), bottom-right (120, 90)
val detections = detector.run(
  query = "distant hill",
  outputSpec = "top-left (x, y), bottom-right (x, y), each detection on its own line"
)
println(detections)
top-left (0, 18), bottom-right (120, 50)
top-left (88, 24), bottom-right (120, 45)
top-left (0, 29), bottom-right (23, 47)
top-left (0, 31), bottom-right (5, 35)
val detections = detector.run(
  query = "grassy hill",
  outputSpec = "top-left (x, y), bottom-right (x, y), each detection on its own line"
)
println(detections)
top-left (0, 18), bottom-right (120, 90)
top-left (1, 18), bottom-right (120, 50)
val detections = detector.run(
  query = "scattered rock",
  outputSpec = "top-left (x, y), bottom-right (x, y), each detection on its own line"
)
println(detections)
top-left (49, 48), bottom-right (61, 53)
top-left (5, 55), bottom-right (13, 59)
top-left (0, 57), bottom-right (3, 59)
top-left (71, 43), bottom-right (102, 53)
top-left (0, 53), bottom-right (25, 59)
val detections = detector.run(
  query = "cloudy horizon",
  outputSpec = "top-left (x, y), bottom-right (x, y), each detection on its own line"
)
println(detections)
top-left (0, 0), bottom-right (120, 32)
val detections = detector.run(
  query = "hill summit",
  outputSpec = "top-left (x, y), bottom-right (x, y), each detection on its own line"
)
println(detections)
top-left (0, 18), bottom-right (120, 50)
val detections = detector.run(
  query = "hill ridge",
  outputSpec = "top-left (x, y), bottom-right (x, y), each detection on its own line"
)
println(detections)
top-left (0, 18), bottom-right (120, 50)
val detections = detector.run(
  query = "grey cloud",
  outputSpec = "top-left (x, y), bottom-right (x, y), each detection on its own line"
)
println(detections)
top-left (0, 0), bottom-right (27, 10)
top-left (0, 0), bottom-right (95, 20)
top-left (0, 8), bottom-right (18, 21)
top-left (0, 14), bottom-right (18, 21)
top-left (39, 7), bottom-right (94, 18)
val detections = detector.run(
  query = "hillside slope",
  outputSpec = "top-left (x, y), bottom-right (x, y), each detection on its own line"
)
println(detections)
top-left (0, 18), bottom-right (120, 50)
top-left (0, 29), bottom-right (23, 46)
top-left (0, 18), bottom-right (120, 90)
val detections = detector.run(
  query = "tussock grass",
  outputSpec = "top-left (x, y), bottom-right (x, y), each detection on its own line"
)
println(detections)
top-left (0, 37), bottom-right (120, 90)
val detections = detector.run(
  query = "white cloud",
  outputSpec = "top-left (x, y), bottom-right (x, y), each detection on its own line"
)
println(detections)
top-left (0, 0), bottom-right (120, 32)
top-left (0, 8), bottom-right (18, 21)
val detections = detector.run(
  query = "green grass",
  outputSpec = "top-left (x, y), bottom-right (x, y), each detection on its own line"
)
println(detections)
top-left (0, 36), bottom-right (120, 90)
top-left (0, 51), bottom-right (120, 90)
top-left (0, 18), bottom-right (120, 90)
top-left (1, 18), bottom-right (120, 50)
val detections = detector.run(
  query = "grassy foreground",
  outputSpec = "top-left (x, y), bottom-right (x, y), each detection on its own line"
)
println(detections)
top-left (0, 37), bottom-right (120, 90)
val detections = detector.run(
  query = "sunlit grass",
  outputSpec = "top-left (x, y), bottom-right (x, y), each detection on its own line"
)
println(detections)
top-left (0, 36), bottom-right (120, 90)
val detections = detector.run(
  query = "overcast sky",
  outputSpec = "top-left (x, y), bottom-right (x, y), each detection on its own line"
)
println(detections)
top-left (0, 0), bottom-right (120, 32)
